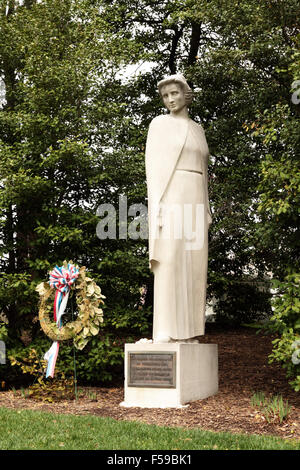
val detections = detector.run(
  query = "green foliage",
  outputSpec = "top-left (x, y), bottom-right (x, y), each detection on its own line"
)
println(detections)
top-left (180, 0), bottom-right (299, 327)
top-left (212, 278), bottom-right (272, 326)
top-left (0, 0), bottom-right (151, 344)
top-left (4, 331), bottom-right (127, 386)
top-left (9, 347), bottom-right (75, 402)
top-left (55, 334), bottom-right (125, 384)
top-left (251, 391), bottom-right (267, 409)
top-left (0, 321), bottom-right (8, 342)
top-left (104, 304), bottom-right (152, 334)
top-left (266, 272), bottom-right (300, 391)
top-left (251, 391), bottom-right (291, 424)
top-left (254, 102), bottom-right (300, 277)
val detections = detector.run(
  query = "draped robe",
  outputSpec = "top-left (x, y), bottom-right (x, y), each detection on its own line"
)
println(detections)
top-left (145, 114), bottom-right (212, 341)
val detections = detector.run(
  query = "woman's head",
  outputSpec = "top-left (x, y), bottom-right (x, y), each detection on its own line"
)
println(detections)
top-left (158, 74), bottom-right (193, 108)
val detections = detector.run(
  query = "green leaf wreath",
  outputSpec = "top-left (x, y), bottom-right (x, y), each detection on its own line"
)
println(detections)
top-left (36, 262), bottom-right (105, 350)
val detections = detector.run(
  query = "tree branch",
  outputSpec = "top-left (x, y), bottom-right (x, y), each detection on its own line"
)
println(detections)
top-left (169, 24), bottom-right (184, 74)
top-left (188, 22), bottom-right (202, 66)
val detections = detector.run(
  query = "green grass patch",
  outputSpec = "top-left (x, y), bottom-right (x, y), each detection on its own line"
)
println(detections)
top-left (0, 407), bottom-right (299, 450)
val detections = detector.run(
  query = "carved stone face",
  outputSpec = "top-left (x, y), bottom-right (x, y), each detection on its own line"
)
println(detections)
top-left (161, 82), bottom-right (186, 114)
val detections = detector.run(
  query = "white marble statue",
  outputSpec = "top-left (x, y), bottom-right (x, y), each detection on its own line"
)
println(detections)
top-left (145, 74), bottom-right (212, 343)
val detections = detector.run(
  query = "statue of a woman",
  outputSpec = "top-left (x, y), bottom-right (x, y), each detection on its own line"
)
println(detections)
top-left (145, 74), bottom-right (212, 343)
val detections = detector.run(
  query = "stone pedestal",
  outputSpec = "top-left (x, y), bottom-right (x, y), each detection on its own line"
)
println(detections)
top-left (121, 342), bottom-right (218, 408)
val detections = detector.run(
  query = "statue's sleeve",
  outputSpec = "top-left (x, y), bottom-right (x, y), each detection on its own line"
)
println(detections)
top-left (145, 116), bottom-right (163, 266)
top-left (145, 115), bottom-right (165, 205)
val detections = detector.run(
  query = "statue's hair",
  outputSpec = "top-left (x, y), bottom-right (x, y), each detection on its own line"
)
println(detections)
top-left (157, 74), bottom-right (193, 105)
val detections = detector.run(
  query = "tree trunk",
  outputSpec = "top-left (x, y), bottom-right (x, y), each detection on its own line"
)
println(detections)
top-left (169, 25), bottom-right (184, 74)
top-left (188, 22), bottom-right (202, 66)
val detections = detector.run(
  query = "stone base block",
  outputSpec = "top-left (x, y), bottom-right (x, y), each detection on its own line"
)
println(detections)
top-left (121, 342), bottom-right (218, 408)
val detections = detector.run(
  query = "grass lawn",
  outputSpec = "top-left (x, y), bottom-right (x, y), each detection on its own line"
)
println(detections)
top-left (0, 407), bottom-right (299, 450)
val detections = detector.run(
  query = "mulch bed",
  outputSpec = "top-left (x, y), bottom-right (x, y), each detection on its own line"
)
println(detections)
top-left (0, 326), bottom-right (299, 441)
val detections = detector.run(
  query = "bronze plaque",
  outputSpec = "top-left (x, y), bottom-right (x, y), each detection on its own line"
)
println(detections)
top-left (128, 352), bottom-right (176, 388)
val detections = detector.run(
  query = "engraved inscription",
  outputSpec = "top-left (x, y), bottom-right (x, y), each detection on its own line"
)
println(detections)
top-left (128, 352), bottom-right (176, 388)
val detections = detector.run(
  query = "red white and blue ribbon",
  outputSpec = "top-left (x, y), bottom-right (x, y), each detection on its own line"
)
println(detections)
top-left (44, 263), bottom-right (79, 378)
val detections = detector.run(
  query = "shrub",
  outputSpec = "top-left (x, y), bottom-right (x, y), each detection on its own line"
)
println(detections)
top-left (5, 332), bottom-right (128, 388)
top-left (3, 314), bottom-right (151, 388)
top-left (266, 272), bottom-right (300, 392)
top-left (10, 348), bottom-right (75, 402)
top-left (212, 278), bottom-right (272, 326)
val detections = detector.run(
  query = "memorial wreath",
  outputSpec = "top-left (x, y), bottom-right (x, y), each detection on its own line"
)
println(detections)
top-left (36, 261), bottom-right (104, 377)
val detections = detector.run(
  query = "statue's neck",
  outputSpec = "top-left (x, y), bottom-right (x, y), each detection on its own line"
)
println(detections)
top-left (169, 106), bottom-right (189, 120)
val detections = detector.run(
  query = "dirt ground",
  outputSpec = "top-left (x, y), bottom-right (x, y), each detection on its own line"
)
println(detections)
top-left (0, 326), bottom-right (299, 441)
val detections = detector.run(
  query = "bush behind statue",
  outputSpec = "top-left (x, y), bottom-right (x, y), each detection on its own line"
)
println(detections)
top-left (211, 279), bottom-right (272, 327)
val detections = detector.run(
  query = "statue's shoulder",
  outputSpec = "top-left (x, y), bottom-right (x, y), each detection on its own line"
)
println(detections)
top-left (149, 114), bottom-right (169, 126)
top-left (189, 118), bottom-right (205, 132)
top-left (147, 115), bottom-right (171, 136)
